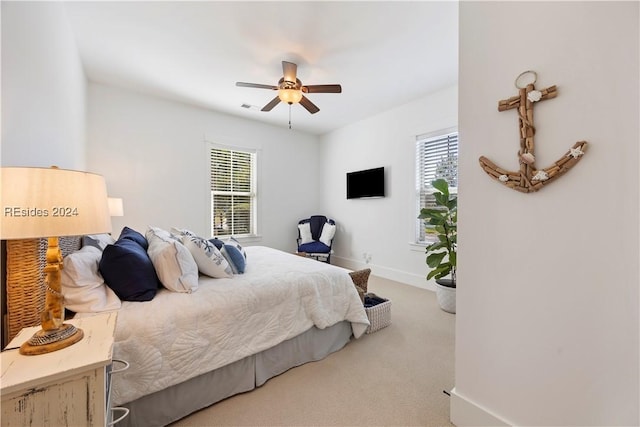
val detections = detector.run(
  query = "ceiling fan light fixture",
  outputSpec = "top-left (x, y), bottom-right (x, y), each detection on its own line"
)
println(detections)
top-left (278, 88), bottom-right (303, 104)
top-left (237, 61), bottom-right (339, 115)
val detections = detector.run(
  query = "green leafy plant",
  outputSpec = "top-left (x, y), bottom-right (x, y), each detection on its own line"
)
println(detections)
top-left (418, 179), bottom-right (457, 286)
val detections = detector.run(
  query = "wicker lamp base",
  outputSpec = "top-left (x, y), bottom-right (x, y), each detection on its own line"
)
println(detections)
top-left (19, 324), bottom-right (84, 355)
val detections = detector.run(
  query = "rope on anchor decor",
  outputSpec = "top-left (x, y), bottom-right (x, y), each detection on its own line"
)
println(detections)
top-left (479, 71), bottom-right (588, 193)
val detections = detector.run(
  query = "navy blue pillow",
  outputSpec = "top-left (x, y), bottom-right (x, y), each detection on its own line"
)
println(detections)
top-left (119, 226), bottom-right (148, 250)
top-left (99, 238), bottom-right (159, 301)
top-left (207, 238), bottom-right (224, 250)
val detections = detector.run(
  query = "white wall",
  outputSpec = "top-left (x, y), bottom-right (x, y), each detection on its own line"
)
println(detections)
top-left (1, 1), bottom-right (87, 169)
top-left (86, 83), bottom-right (321, 251)
top-left (453, 2), bottom-right (639, 426)
top-left (319, 85), bottom-right (457, 289)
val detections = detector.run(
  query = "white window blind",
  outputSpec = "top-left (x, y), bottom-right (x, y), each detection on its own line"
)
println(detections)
top-left (210, 147), bottom-right (256, 237)
top-left (416, 129), bottom-right (458, 243)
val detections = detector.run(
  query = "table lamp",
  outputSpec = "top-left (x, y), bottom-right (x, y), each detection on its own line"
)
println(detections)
top-left (1, 166), bottom-right (111, 355)
top-left (107, 197), bottom-right (124, 217)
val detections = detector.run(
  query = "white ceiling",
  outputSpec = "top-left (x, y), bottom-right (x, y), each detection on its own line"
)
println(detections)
top-left (63, 1), bottom-right (458, 135)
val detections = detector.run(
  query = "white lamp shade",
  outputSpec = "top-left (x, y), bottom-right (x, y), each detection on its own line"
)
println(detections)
top-left (107, 197), bottom-right (124, 217)
top-left (1, 167), bottom-right (112, 239)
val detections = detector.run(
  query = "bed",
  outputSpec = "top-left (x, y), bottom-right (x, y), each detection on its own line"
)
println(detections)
top-left (4, 230), bottom-right (370, 427)
top-left (108, 245), bottom-right (369, 426)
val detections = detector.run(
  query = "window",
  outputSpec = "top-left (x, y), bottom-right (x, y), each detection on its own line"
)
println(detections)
top-left (415, 128), bottom-right (458, 243)
top-left (210, 146), bottom-right (257, 238)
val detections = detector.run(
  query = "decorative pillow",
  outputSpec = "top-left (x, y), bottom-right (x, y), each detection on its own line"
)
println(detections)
top-left (83, 233), bottom-right (115, 251)
top-left (208, 238), bottom-right (224, 250)
top-left (172, 228), bottom-right (232, 278)
top-left (99, 237), bottom-right (160, 301)
top-left (220, 244), bottom-right (246, 274)
top-left (319, 222), bottom-right (336, 247)
top-left (227, 236), bottom-right (247, 259)
top-left (82, 236), bottom-right (104, 251)
top-left (298, 222), bottom-right (313, 244)
top-left (119, 226), bottom-right (149, 250)
top-left (146, 226), bottom-right (199, 293)
top-left (349, 268), bottom-right (371, 303)
top-left (61, 245), bottom-right (121, 313)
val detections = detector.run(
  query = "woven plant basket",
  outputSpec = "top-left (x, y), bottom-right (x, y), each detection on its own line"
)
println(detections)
top-left (364, 293), bottom-right (391, 334)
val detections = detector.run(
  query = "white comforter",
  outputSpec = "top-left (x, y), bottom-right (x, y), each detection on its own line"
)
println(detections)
top-left (110, 246), bottom-right (369, 406)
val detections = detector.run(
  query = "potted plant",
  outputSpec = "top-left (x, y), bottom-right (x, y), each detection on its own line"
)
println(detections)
top-left (418, 178), bottom-right (457, 313)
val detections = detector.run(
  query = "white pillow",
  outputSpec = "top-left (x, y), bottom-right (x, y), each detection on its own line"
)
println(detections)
top-left (146, 227), bottom-right (199, 293)
top-left (84, 233), bottom-right (116, 250)
top-left (319, 223), bottom-right (336, 247)
top-left (298, 222), bottom-right (313, 244)
top-left (61, 245), bottom-right (121, 313)
top-left (172, 228), bottom-right (233, 278)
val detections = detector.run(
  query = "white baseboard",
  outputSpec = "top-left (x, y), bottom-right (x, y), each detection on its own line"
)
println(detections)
top-left (331, 255), bottom-right (436, 291)
top-left (450, 387), bottom-right (511, 426)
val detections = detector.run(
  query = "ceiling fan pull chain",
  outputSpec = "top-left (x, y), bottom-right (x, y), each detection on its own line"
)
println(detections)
top-left (289, 104), bottom-right (292, 129)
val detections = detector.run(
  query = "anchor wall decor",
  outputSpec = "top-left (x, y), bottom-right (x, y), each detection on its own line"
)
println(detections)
top-left (479, 71), bottom-right (588, 193)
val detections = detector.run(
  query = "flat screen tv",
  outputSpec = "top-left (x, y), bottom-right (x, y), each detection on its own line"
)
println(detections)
top-left (346, 167), bottom-right (385, 199)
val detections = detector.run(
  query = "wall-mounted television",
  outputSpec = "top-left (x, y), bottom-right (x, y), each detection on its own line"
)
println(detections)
top-left (346, 167), bottom-right (385, 199)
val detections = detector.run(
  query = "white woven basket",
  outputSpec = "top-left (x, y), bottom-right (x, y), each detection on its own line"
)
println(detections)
top-left (364, 294), bottom-right (391, 334)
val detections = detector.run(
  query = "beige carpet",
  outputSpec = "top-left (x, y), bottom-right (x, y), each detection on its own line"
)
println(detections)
top-left (171, 275), bottom-right (456, 427)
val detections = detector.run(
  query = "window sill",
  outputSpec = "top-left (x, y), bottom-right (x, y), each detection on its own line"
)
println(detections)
top-left (409, 235), bottom-right (439, 251)
top-left (409, 242), bottom-right (426, 252)
top-left (232, 234), bottom-right (262, 244)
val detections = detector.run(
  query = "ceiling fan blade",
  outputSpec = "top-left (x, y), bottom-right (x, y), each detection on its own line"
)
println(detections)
top-left (299, 95), bottom-right (320, 114)
top-left (282, 61), bottom-right (297, 83)
top-left (261, 96), bottom-right (281, 112)
top-left (236, 82), bottom-right (278, 90)
top-left (302, 84), bottom-right (342, 94)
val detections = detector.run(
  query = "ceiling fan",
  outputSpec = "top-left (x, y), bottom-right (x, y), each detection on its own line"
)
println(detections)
top-left (236, 61), bottom-right (342, 114)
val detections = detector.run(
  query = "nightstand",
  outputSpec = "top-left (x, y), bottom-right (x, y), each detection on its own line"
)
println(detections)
top-left (1, 312), bottom-right (127, 426)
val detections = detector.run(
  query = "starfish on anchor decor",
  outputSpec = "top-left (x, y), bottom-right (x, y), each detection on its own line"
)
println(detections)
top-left (479, 71), bottom-right (588, 193)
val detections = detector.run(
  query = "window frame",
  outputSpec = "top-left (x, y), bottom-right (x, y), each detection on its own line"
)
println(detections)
top-left (415, 127), bottom-right (458, 245)
top-left (208, 143), bottom-right (258, 239)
